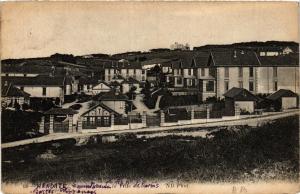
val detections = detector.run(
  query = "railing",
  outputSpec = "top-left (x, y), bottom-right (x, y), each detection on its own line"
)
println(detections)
top-left (115, 117), bottom-right (129, 125)
top-left (210, 110), bottom-right (223, 118)
top-left (128, 115), bottom-right (142, 123)
top-left (194, 110), bottom-right (207, 119)
top-left (82, 121), bottom-right (97, 129)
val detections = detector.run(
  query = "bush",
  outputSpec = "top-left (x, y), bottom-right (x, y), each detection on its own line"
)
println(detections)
top-left (64, 94), bottom-right (77, 103)
top-left (1, 109), bottom-right (44, 143)
top-left (69, 104), bottom-right (82, 110)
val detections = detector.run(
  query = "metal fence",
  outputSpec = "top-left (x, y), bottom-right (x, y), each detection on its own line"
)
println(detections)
top-left (194, 110), bottom-right (207, 119)
top-left (210, 110), bottom-right (223, 118)
top-left (128, 114), bottom-right (142, 123)
top-left (114, 117), bottom-right (129, 125)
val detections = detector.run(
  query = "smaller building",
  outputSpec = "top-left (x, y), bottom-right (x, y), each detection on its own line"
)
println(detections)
top-left (78, 76), bottom-right (99, 94)
top-left (91, 81), bottom-right (112, 95)
top-left (43, 108), bottom-right (78, 133)
top-left (80, 102), bottom-right (121, 130)
top-left (267, 89), bottom-right (298, 110)
top-left (1, 81), bottom-right (30, 108)
top-left (224, 87), bottom-right (260, 115)
top-left (97, 91), bottom-right (129, 115)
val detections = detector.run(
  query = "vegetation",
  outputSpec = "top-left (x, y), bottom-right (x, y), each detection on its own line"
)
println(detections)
top-left (1, 109), bottom-right (43, 143)
top-left (160, 94), bottom-right (199, 108)
top-left (69, 104), bottom-right (82, 110)
top-left (2, 116), bottom-right (298, 183)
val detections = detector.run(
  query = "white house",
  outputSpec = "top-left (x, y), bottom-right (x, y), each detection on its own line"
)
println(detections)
top-left (91, 81), bottom-right (111, 95)
top-left (104, 61), bottom-right (147, 82)
top-left (2, 75), bottom-right (66, 104)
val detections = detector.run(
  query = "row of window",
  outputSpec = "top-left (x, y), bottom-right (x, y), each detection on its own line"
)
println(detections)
top-left (107, 69), bottom-right (145, 75)
top-left (225, 67), bottom-right (278, 78)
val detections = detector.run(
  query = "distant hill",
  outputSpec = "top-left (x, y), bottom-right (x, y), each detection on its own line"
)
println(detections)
top-left (193, 41), bottom-right (299, 51)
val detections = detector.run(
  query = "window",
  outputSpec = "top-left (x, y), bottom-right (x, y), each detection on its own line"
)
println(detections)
top-left (120, 101), bottom-right (123, 109)
top-left (188, 69), bottom-right (191, 75)
top-left (225, 67), bottom-right (229, 78)
top-left (238, 81), bottom-right (243, 88)
top-left (177, 77), bottom-right (182, 85)
top-left (225, 81), bottom-right (229, 91)
top-left (103, 117), bottom-right (110, 126)
top-left (249, 81), bottom-right (254, 91)
top-left (142, 76), bottom-right (145, 81)
top-left (273, 67), bottom-right (277, 78)
top-left (238, 67), bottom-right (243, 78)
top-left (42, 87), bottom-right (46, 96)
top-left (201, 68), bottom-right (205, 76)
top-left (206, 81), bottom-right (214, 92)
top-left (87, 85), bottom-right (90, 90)
top-left (142, 70), bottom-right (145, 74)
top-left (133, 69), bottom-right (136, 74)
top-left (274, 81), bottom-right (278, 91)
top-left (249, 67), bottom-right (254, 77)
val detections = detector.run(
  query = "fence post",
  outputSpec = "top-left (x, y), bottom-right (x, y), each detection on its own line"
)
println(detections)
top-left (39, 116), bottom-right (45, 133)
top-left (191, 107), bottom-right (195, 120)
top-left (206, 107), bottom-right (210, 120)
top-left (68, 114), bottom-right (73, 133)
top-left (111, 114), bottom-right (115, 130)
top-left (160, 110), bottom-right (165, 126)
top-left (142, 111), bottom-right (147, 128)
top-left (235, 104), bottom-right (240, 117)
top-left (77, 117), bottom-right (82, 133)
top-left (49, 114), bottom-right (54, 134)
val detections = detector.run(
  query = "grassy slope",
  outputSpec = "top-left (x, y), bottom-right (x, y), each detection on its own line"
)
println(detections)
top-left (2, 116), bottom-right (298, 183)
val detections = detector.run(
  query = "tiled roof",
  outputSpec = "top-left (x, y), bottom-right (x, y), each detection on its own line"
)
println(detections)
top-left (224, 87), bottom-right (260, 101)
top-left (2, 75), bottom-right (65, 86)
top-left (1, 82), bottom-right (30, 97)
top-left (97, 91), bottom-right (128, 101)
top-left (44, 108), bottom-right (78, 115)
top-left (267, 89), bottom-right (298, 100)
top-left (258, 54), bottom-right (299, 66)
top-left (2, 64), bottom-right (53, 74)
top-left (211, 49), bottom-right (260, 66)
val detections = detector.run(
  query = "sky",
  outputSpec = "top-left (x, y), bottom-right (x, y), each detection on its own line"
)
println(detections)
top-left (1, 2), bottom-right (298, 59)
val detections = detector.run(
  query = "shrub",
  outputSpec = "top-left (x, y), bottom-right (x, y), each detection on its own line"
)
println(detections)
top-left (69, 104), bottom-right (82, 110)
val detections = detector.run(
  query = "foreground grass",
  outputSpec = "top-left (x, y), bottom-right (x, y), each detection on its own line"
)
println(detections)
top-left (2, 116), bottom-right (299, 183)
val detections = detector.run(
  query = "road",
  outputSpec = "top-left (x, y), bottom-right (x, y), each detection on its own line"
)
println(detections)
top-left (2, 109), bottom-right (299, 149)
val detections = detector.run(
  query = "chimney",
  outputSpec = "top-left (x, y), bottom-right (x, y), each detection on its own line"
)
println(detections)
top-left (234, 50), bottom-right (237, 58)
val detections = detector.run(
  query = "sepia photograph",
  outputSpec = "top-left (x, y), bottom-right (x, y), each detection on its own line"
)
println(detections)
top-left (1, 2), bottom-right (299, 194)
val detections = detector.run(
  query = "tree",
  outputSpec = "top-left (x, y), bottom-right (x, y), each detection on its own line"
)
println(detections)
top-left (126, 86), bottom-right (137, 100)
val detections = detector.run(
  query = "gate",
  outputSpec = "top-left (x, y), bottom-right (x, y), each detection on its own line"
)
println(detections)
top-left (53, 121), bottom-right (69, 133)
top-left (146, 114), bottom-right (160, 127)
